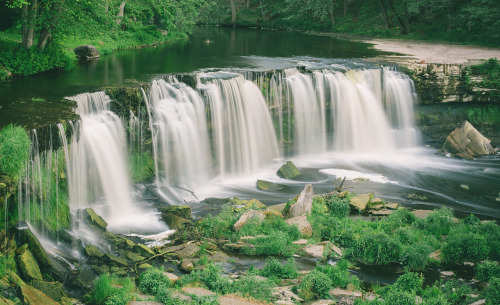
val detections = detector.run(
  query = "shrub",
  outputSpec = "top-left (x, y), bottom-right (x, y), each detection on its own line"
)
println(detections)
top-left (384, 209), bottom-right (417, 231)
top-left (138, 267), bottom-right (172, 295)
top-left (181, 263), bottom-right (233, 294)
top-left (441, 280), bottom-right (471, 305)
top-left (485, 277), bottom-right (500, 305)
top-left (327, 217), bottom-right (361, 248)
top-left (413, 208), bottom-right (454, 237)
top-left (394, 272), bottom-right (423, 295)
top-left (477, 261), bottom-right (500, 282)
top-left (315, 260), bottom-right (360, 289)
top-left (348, 232), bottom-right (402, 265)
top-left (90, 274), bottom-right (114, 305)
top-left (442, 233), bottom-right (489, 264)
top-left (233, 275), bottom-right (275, 302)
top-left (299, 270), bottom-right (333, 300)
top-left (0, 254), bottom-right (15, 278)
top-left (244, 230), bottom-right (298, 256)
top-left (400, 242), bottom-right (433, 271)
top-left (383, 289), bottom-right (416, 305)
top-left (260, 257), bottom-right (298, 279)
top-left (327, 196), bottom-right (351, 218)
top-left (0, 124), bottom-right (30, 178)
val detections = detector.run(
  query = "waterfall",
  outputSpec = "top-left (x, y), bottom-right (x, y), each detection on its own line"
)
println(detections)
top-left (200, 72), bottom-right (280, 176)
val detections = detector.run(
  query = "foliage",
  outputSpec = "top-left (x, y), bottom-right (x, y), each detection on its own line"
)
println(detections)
top-left (348, 231), bottom-right (402, 265)
top-left (394, 272), bottom-right (423, 295)
top-left (400, 242), bottom-right (433, 271)
top-left (412, 208), bottom-right (454, 237)
top-left (477, 261), bottom-right (500, 282)
top-left (232, 275), bottom-right (275, 302)
top-left (0, 254), bottom-right (15, 278)
top-left (326, 195), bottom-right (351, 218)
top-left (138, 267), bottom-right (172, 295)
top-left (0, 124), bottom-right (30, 177)
top-left (129, 151), bottom-right (155, 183)
top-left (485, 277), bottom-right (500, 305)
top-left (181, 263), bottom-right (233, 294)
top-left (383, 289), bottom-right (416, 305)
top-left (260, 257), bottom-right (298, 279)
top-left (299, 270), bottom-right (333, 300)
top-left (315, 259), bottom-right (360, 289)
top-left (469, 58), bottom-right (500, 99)
top-left (442, 233), bottom-right (489, 264)
top-left (88, 274), bottom-right (134, 305)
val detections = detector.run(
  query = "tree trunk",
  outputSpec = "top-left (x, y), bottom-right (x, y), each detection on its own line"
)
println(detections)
top-left (117, 1), bottom-right (126, 25)
top-left (230, 0), bottom-right (237, 23)
top-left (386, 0), bottom-right (406, 34)
top-left (36, 28), bottom-right (50, 50)
top-left (403, 4), bottom-right (410, 34)
top-left (247, 0), bottom-right (251, 9)
top-left (36, 0), bottom-right (65, 50)
top-left (22, 0), bottom-right (38, 49)
top-left (329, 1), bottom-right (336, 26)
top-left (343, 0), bottom-right (348, 17)
top-left (378, 0), bottom-right (389, 30)
top-left (446, 0), bottom-right (452, 32)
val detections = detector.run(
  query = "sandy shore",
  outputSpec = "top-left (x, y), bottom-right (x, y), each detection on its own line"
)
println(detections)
top-left (364, 38), bottom-right (500, 65)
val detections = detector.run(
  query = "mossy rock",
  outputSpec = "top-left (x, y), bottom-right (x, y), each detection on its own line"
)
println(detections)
top-left (276, 161), bottom-right (302, 179)
top-left (159, 205), bottom-right (192, 219)
top-left (123, 250), bottom-right (145, 263)
top-left (163, 214), bottom-right (190, 229)
top-left (18, 229), bottom-right (52, 273)
top-left (82, 208), bottom-right (108, 231)
top-left (133, 244), bottom-right (154, 257)
top-left (84, 245), bottom-right (104, 260)
top-left (18, 282), bottom-right (59, 305)
top-left (16, 244), bottom-right (43, 282)
top-left (243, 199), bottom-right (266, 210)
top-left (256, 180), bottom-right (281, 191)
top-left (32, 280), bottom-right (66, 302)
top-left (105, 253), bottom-right (128, 267)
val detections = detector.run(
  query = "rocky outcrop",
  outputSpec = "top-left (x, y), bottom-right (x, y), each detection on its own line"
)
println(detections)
top-left (234, 210), bottom-right (265, 231)
top-left (289, 184), bottom-right (313, 217)
top-left (285, 216), bottom-right (312, 238)
top-left (277, 161), bottom-right (302, 179)
top-left (74, 45), bottom-right (99, 59)
top-left (443, 121), bottom-right (496, 159)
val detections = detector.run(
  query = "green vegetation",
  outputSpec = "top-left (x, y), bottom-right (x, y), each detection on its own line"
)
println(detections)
top-left (259, 257), bottom-right (298, 280)
top-left (0, 124), bottom-right (30, 178)
top-left (86, 274), bottom-right (135, 305)
top-left (129, 151), bottom-right (155, 183)
top-left (200, 0), bottom-right (500, 46)
top-left (477, 261), bottom-right (500, 282)
top-left (469, 58), bottom-right (500, 99)
top-left (0, 0), bottom-right (209, 76)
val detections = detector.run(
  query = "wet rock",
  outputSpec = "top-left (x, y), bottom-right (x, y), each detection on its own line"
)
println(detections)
top-left (277, 161), bottom-right (302, 179)
top-left (105, 253), bottom-right (128, 267)
top-left (32, 280), bottom-right (66, 302)
top-left (180, 260), bottom-right (194, 273)
top-left (74, 45), bottom-right (99, 60)
top-left (159, 205), bottom-right (191, 220)
top-left (84, 245), bottom-right (104, 261)
top-left (133, 244), bottom-right (155, 257)
top-left (440, 270), bottom-right (455, 277)
top-left (257, 180), bottom-right (282, 191)
top-left (19, 281), bottom-right (59, 305)
top-left (289, 184), bottom-right (314, 217)
top-left (16, 244), bottom-right (43, 282)
top-left (174, 243), bottom-right (200, 259)
top-left (234, 210), bottom-right (265, 231)
top-left (286, 216), bottom-right (312, 238)
top-left (125, 251), bottom-right (145, 263)
top-left (350, 193), bottom-right (371, 212)
top-left (82, 208), bottom-right (108, 231)
top-left (162, 214), bottom-right (190, 229)
top-left (443, 121), bottom-right (495, 159)
top-left (223, 243), bottom-right (249, 252)
top-left (138, 263), bottom-right (153, 270)
top-left (182, 287), bottom-right (215, 296)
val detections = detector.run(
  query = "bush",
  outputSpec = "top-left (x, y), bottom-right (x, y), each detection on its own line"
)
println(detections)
top-left (441, 280), bottom-right (471, 305)
top-left (413, 208), bottom-right (454, 237)
top-left (394, 272), bottom-right (423, 295)
top-left (384, 209), bottom-right (417, 231)
top-left (442, 233), bottom-right (489, 264)
top-left (89, 274), bottom-right (114, 305)
top-left (485, 277), bottom-right (500, 305)
top-left (244, 230), bottom-right (299, 256)
top-left (0, 124), bottom-right (30, 177)
top-left (299, 270), bottom-right (333, 300)
top-left (233, 275), bottom-right (275, 302)
top-left (315, 260), bottom-right (360, 289)
top-left (348, 232), bottom-right (402, 265)
top-left (383, 289), bottom-right (416, 305)
top-left (400, 242), bottom-right (433, 271)
top-left (181, 263), bottom-right (233, 294)
top-left (260, 257), bottom-right (298, 279)
top-left (327, 196), bottom-right (351, 218)
top-left (477, 261), bottom-right (500, 282)
top-left (138, 267), bottom-right (172, 295)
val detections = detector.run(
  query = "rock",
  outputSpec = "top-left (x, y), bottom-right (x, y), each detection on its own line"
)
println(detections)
top-left (286, 216), bottom-right (312, 238)
top-left (350, 193), bottom-right (371, 211)
top-left (328, 243), bottom-right (343, 257)
top-left (223, 243), bottom-right (249, 252)
top-left (18, 229), bottom-right (52, 273)
top-left (386, 203), bottom-right (399, 210)
top-left (16, 245), bottom-right (43, 282)
top-left (82, 208), bottom-right (108, 231)
top-left (440, 271), bottom-right (455, 277)
top-left (125, 251), bottom-right (145, 263)
top-left (304, 244), bottom-right (326, 259)
top-left (182, 287), bottom-right (215, 296)
top-left (257, 180), bottom-right (281, 191)
top-left (412, 210), bottom-right (432, 219)
top-left (164, 272), bottom-right (180, 282)
top-left (273, 286), bottom-right (303, 304)
top-left (32, 280), bottom-right (66, 302)
top-left (180, 260), bottom-right (194, 273)
top-left (133, 244), bottom-right (155, 257)
top-left (220, 295), bottom-right (272, 305)
top-left (309, 300), bottom-right (334, 305)
top-left (277, 161), bottom-right (302, 179)
top-left (371, 210), bottom-right (394, 216)
top-left (243, 199), bottom-right (266, 210)
top-left (159, 205), bottom-right (191, 219)
top-left (0, 296), bottom-right (15, 305)
top-left (292, 239), bottom-right (308, 245)
top-left (74, 45), bottom-right (99, 60)
top-left (138, 263), bottom-right (153, 269)
top-left (267, 203), bottom-right (287, 213)
top-left (19, 282), bottom-right (59, 305)
top-left (105, 253), bottom-right (128, 267)
top-left (371, 198), bottom-right (384, 205)
top-left (329, 288), bottom-right (363, 298)
top-left (162, 214), bottom-right (190, 229)
top-left (264, 209), bottom-right (284, 219)
top-left (128, 302), bottom-right (163, 305)
top-left (443, 121), bottom-right (495, 159)
top-left (84, 245), bottom-right (104, 260)
top-left (289, 184), bottom-right (314, 217)
top-left (468, 300), bottom-right (486, 305)
top-left (234, 210), bottom-right (265, 231)
top-left (173, 243), bottom-right (200, 259)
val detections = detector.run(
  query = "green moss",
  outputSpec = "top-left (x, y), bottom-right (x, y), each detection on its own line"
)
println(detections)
top-left (0, 124), bottom-right (30, 178)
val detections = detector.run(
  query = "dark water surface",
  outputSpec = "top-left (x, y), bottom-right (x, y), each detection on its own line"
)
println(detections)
top-left (0, 27), bottom-right (385, 129)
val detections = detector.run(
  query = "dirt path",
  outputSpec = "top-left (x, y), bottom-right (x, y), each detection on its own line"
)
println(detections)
top-left (364, 38), bottom-right (500, 64)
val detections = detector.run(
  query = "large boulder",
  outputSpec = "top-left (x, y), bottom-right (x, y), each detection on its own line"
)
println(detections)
top-left (277, 161), bottom-right (302, 179)
top-left (233, 210), bottom-right (265, 231)
top-left (286, 216), bottom-right (312, 238)
top-left (16, 244), bottom-right (43, 282)
top-left (74, 45), bottom-right (99, 59)
top-left (443, 121), bottom-right (496, 159)
top-left (289, 184), bottom-right (314, 218)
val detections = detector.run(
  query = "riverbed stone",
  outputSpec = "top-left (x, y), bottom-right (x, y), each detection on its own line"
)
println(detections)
top-left (443, 121), bottom-right (495, 159)
top-left (386, 203), bottom-right (400, 210)
top-left (84, 245), bottom-right (104, 260)
top-left (234, 210), bottom-right (265, 231)
top-left (16, 244), bottom-right (43, 282)
top-left (267, 203), bottom-right (287, 213)
top-left (82, 208), bottom-right (108, 231)
top-left (350, 193), bottom-right (371, 211)
top-left (277, 161), bottom-right (302, 179)
top-left (286, 215), bottom-right (312, 237)
top-left (257, 180), bottom-right (282, 191)
top-left (180, 260), bottom-right (194, 273)
top-left (289, 184), bottom-right (314, 217)
top-left (412, 209), bottom-right (432, 219)
top-left (74, 45), bottom-right (99, 59)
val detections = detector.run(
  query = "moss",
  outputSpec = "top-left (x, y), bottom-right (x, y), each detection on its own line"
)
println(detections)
top-left (16, 244), bottom-right (43, 282)
top-left (82, 208), bottom-right (108, 231)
